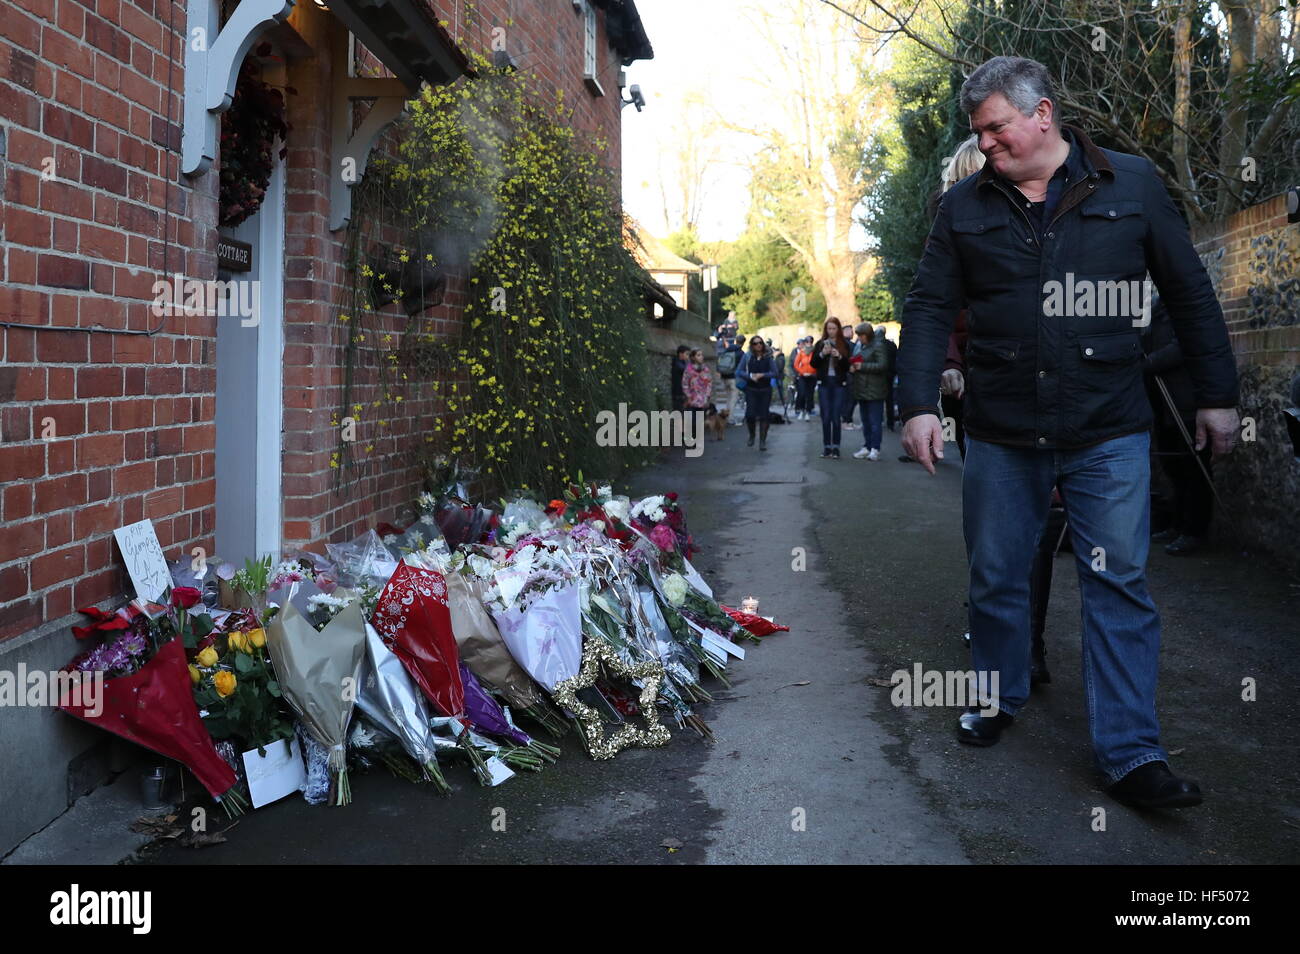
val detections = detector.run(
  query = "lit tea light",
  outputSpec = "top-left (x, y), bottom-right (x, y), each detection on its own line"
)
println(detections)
top-left (740, 595), bottom-right (759, 614)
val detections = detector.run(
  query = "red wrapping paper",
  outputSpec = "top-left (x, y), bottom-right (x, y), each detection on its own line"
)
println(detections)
top-left (371, 564), bottom-right (466, 722)
top-left (720, 605), bottom-right (790, 638)
top-left (58, 639), bottom-right (237, 799)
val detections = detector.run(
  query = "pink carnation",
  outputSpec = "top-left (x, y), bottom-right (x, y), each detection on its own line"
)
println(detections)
top-left (650, 524), bottom-right (677, 552)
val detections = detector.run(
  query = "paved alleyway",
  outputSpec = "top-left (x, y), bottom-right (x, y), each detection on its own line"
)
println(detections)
top-left (139, 412), bottom-right (1298, 865)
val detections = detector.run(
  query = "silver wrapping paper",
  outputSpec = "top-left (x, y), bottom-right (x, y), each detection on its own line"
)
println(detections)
top-left (357, 621), bottom-right (445, 766)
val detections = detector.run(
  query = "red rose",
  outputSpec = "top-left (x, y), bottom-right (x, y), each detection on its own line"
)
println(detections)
top-left (665, 492), bottom-right (678, 501)
top-left (170, 586), bottom-right (202, 609)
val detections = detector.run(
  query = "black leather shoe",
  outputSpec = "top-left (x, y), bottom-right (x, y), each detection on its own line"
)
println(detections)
top-left (1030, 638), bottom-right (1051, 686)
top-left (957, 707), bottom-right (1014, 747)
top-left (1108, 761), bottom-right (1202, 809)
top-left (1150, 527), bottom-right (1178, 542)
top-left (1164, 534), bottom-right (1204, 556)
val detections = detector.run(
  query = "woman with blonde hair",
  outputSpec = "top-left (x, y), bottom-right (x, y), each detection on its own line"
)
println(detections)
top-left (941, 134), bottom-right (985, 192)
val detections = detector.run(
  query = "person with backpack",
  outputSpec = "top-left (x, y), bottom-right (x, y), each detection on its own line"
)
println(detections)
top-left (717, 335), bottom-right (744, 425)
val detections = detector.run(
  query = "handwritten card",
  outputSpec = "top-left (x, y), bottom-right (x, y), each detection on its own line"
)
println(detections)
top-left (242, 739), bottom-right (307, 809)
top-left (113, 519), bottom-right (171, 604)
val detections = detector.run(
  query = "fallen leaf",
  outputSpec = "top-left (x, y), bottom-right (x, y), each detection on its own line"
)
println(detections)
top-left (180, 831), bottom-right (228, 849)
top-left (776, 681), bottom-right (811, 690)
top-left (866, 676), bottom-right (894, 688)
top-left (130, 815), bottom-right (183, 839)
top-left (1168, 747), bottom-right (1185, 756)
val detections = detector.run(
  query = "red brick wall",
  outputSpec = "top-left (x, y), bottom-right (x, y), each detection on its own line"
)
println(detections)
top-left (1, 0), bottom-right (217, 641)
top-left (1, 0), bottom-right (633, 641)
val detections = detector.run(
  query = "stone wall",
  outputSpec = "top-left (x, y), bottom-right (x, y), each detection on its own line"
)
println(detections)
top-left (1192, 194), bottom-right (1300, 577)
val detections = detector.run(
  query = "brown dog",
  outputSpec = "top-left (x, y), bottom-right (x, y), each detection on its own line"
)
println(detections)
top-left (704, 406), bottom-right (729, 441)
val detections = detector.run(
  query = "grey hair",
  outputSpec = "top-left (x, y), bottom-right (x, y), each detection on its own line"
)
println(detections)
top-left (960, 56), bottom-right (1059, 124)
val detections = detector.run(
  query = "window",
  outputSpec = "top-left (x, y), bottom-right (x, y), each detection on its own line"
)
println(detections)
top-left (582, 0), bottom-right (603, 95)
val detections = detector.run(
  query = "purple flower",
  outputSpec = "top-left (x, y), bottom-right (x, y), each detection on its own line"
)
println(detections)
top-left (103, 645), bottom-right (130, 673)
top-left (120, 633), bottom-right (148, 657)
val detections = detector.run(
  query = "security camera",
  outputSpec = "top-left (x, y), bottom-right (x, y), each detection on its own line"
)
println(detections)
top-left (622, 84), bottom-right (645, 112)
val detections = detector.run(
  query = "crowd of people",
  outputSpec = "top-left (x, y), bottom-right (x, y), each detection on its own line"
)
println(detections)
top-left (670, 318), bottom-right (905, 460)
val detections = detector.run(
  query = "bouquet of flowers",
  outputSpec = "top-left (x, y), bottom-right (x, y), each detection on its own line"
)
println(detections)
top-left (189, 621), bottom-right (294, 758)
top-left (460, 663), bottom-right (560, 771)
top-left (628, 492), bottom-right (698, 562)
top-left (357, 620), bottom-right (452, 794)
top-left (563, 479), bottom-right (637, 548)
top-left (370, 563), bottom-right (495, 785)
top-left (60, 604), bottom-right (245, 815)
top-left (266, 601), bottom-right (367, 805)
top-left (443, 571), bottom-right (567, 737)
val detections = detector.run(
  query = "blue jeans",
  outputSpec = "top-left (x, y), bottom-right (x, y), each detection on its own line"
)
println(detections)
top-left (963, 432), bottom-right (1165, 782)
top-left (818, 383), bottom-right (848, 448)
top-left (857, 399), bottom-right (884, 450)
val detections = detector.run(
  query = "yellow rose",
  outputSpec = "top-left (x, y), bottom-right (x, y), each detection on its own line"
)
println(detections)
top-left (188, 665), bottom-right (201, 686)
top-left (247, 628), bottom-right (266, 649)
top-left (213, 671), bottom-right (237, 698)
top-left (196, 647), bottom-right (219, 668)
top-left (228, 631), bottom-right (250, 653)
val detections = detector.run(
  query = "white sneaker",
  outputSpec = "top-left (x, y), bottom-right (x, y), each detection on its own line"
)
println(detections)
top-left (853, 447), bottom-right (870, 459)
top-left (868, 448), bottom-right (879, 461)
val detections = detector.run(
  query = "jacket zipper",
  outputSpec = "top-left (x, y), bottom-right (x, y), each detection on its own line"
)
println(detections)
top-left (991, 180), bottom-right (1039, 247)
top-left (1047, 176), bottom-right (1098, 232)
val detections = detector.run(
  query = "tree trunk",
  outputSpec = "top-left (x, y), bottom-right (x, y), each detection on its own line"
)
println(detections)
top-left (1171, 0), bottom-right (1196, 212)
top-left (1216, 1), bottom-right (1257, 215)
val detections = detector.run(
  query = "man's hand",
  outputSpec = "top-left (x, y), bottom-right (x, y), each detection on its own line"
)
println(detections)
top-left (1195, 407), bottom-right (1239, 459)
top-left (901, 415), bottom-right (945, 474)
top-left (940, 369), bottom-right (965, 399)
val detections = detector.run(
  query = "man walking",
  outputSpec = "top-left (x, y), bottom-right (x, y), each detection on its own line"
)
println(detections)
top-left (897, 56), bottom-right (1239, 810)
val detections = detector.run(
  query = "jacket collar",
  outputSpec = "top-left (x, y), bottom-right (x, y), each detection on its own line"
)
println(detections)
top-left (976, 124), bottom-right (1113, 190)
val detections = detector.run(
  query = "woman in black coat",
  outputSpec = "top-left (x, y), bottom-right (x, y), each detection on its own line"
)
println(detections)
top-left (742, 337), bottom-right (776, 450)
top-left (810, 316), bottom-right (852, 458)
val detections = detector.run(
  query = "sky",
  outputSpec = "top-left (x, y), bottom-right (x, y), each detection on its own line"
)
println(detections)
top-left (619, 0), bottom-right (771, 242)
top-left (620, 0), bottom-right (884, 249)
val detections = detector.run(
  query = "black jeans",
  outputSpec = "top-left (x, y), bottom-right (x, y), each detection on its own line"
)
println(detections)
top-left (941, 393), bottom-right (967, 460)
top-left (1156, 423), bottom-right (1213, 537)
top-left (1029, 500), bottom-right (1069, 642)
top-left (744, 384), bottom-right (772, 421)
top-left (794, 377), bottom-right (816, 412)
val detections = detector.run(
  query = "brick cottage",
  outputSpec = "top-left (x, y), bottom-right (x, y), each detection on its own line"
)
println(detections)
top-left (0, 0), bottom-right (653, 852)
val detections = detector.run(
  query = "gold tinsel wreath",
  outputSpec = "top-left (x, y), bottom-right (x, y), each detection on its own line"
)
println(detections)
top-left (553, 640), bottom-right (671, 759)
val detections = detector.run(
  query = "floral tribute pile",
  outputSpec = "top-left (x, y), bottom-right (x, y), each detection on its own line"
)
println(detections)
top-left (58, 480), bottom-right (788, 811)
